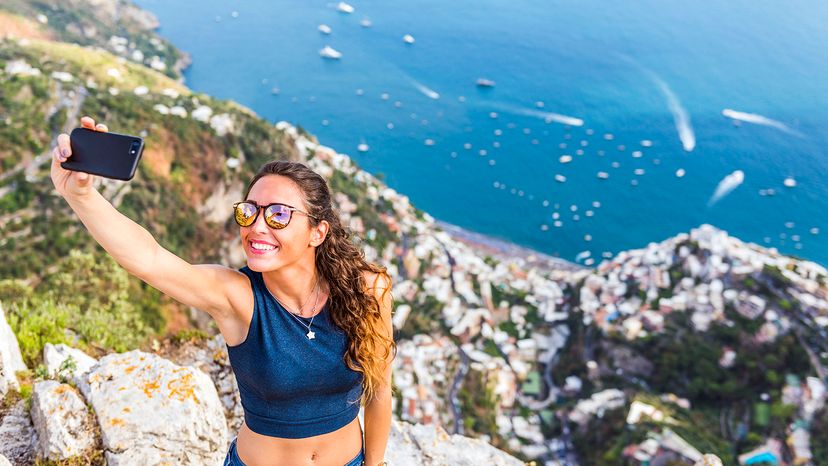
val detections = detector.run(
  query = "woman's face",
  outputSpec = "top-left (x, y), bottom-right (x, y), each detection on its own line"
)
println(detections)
top-left (240, 175), bottom-right (317, 271)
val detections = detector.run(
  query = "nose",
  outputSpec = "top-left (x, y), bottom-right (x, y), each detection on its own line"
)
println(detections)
top-left (251, 207), bottom-right (272, 233)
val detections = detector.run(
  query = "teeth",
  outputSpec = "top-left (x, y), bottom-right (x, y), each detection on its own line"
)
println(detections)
top-left (251, 242), bottom-right (276, 251)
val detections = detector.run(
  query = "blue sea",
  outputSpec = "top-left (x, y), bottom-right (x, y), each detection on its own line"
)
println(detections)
top-left (135, 0), bottom-right (828, 266)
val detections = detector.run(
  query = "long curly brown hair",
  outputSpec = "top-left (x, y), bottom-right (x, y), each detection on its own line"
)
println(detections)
top-left (243, 160), bottom-right (396, 405)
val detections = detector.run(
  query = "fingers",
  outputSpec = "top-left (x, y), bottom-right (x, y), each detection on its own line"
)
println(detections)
top-left (80, 116), bottom-right (107, 132)
top-left (56, 133), bottom-right (71, 161)
top-left (52, 146), bottom-right (62, 165)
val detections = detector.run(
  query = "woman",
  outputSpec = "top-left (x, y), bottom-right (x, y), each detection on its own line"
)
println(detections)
top-left (50, 116), bottom-right (396, 466)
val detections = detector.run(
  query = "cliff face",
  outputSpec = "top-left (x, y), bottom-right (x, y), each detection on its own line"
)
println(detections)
top-left (1, 2), bottom-right (827, 466)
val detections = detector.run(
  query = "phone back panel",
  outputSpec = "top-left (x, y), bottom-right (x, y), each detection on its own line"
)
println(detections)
top-left (63, 128), bottom-right (144, 181)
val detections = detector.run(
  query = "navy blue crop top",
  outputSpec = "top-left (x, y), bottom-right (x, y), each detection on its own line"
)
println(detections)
top-left (226, 266), bottom-right (364, 438)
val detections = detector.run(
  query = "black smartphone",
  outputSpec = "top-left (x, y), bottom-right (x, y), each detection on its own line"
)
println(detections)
top-left (62, 127), bottom-right (145, 181)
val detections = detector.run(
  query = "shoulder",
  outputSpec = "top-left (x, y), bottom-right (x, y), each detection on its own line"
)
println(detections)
top-left (224, 266), bottom-right (256, 318)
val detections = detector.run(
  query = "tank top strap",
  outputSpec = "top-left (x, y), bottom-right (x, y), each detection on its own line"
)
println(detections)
top-left (235, 266), bottom-right (266, 347)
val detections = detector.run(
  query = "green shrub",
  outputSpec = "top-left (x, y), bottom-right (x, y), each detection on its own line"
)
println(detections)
top-left (5, 296), bottom-right (71, 366)
top-left (2, 249), bottom-right (162, 365)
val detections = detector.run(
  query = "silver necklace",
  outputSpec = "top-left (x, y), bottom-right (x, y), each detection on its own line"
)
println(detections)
top-left (268, 277), bottom-right (321, 340)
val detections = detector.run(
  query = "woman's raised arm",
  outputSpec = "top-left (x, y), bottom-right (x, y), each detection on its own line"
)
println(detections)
top-left (50, 116), bottom-right (242, 320)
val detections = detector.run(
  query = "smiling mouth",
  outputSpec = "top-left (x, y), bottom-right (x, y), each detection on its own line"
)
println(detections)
top-left (249, 241), bottom-right (279, 253)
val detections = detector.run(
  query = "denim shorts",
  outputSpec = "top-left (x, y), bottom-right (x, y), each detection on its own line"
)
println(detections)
top-left (223, 437), bottom-right (365, 466)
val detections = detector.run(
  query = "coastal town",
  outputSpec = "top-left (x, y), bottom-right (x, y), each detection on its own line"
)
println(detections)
top-left (292, 125), bottom-right (828, 465)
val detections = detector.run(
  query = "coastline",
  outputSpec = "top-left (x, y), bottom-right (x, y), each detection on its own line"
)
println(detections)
top-left (434, 219), bottom-right (585, 272)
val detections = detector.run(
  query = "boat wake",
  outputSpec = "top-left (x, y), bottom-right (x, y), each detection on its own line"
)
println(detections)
top-left (411, 80), bottom-right (440, 100)
top-left (708, 170), bottom-right (744, 206)
top-left (651, 75), bottom-right (695, 152)
top-left (486, 102), bottom-right (584, 126)
top-left (722, 109), bottom-right (804, 137)
top-left (617, 54), bottom-right (695, 152)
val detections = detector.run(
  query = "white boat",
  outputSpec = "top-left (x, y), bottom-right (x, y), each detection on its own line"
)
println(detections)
top-left (360, 18), bottom-right (372, 27)
top-left (319, 46), bottom-right (342, 59)
top-left (318, 24), bottom-right (332, 34)
top-left (783, 177), bottom-right (797, 188)
top-left (337, 1), bottom-right (354, 13)
top-left (476, 78), bottom-right (496, 88)
top-left (597, 171), bottom-right (609, 180)
top-left (357, 143), bottom-right (369, 153)
top-left (559, 155), bottom-right (572, 164)
top-left (554, 174), bottom-right (567, 183)
top-left (403, 34), bottom-right (415, 44)
top-left (271, 87), bottom-right (280, 95)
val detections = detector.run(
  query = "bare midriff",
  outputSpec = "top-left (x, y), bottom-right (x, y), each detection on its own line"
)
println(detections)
top-left (236, 416), bottom-right (363, 466)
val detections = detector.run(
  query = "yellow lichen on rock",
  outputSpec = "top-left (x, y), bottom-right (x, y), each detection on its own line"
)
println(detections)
top-left (167, 372), bottom-right (199, 404)
top-left (140, 377), bottom-right (161, 398)
top-left (53, 384), bottom-right (71, 395)
top-left (109, 417), bottom-right (125, 427)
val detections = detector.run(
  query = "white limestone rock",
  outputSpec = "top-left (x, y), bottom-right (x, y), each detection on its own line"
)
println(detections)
top-left (43, 343), bottom-right (98, 385)
top-left (78, 350), bottom-right (227, 465)
top-left (0, 302), bottom-right (27, 396)
top-left (0, 453), bottom-right (11, 466)
top-left (166, 335), bottom-right (244, 437)
top-left (0, 399), bottom-right (37, 464)
top-left (30, 380), bottom-right (96, 460)
top-left (386, 420), bottom-right (523, 465)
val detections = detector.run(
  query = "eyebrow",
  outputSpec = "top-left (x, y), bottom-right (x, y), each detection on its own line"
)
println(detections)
top-left (246, 199), bottom-right (290, 205)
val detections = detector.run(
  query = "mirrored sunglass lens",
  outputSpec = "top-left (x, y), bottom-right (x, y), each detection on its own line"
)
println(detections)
top-left (235, 203), bottom-right (257, 225)
top-left (265, 204), bottom-right (290, 227)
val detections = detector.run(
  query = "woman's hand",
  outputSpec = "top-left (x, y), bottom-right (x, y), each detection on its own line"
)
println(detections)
top-left (50, 116), bottom-right (108, 199)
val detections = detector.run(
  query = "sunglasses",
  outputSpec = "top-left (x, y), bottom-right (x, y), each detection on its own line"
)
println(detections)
top-left (232, 200), bottom-right (319, 229)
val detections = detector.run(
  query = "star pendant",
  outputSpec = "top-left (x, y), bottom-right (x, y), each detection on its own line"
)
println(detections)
top-left (306, 330), bottom-right (316, 340)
